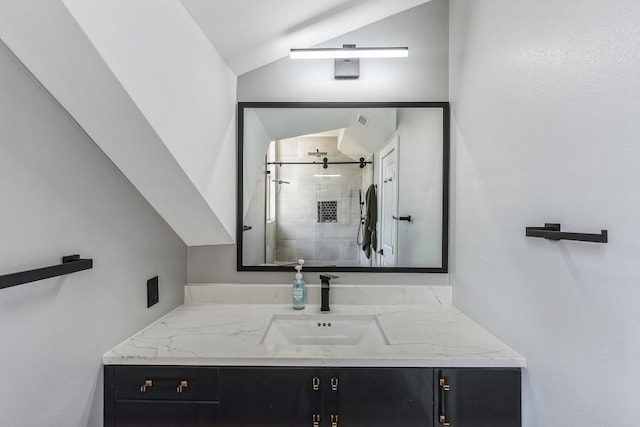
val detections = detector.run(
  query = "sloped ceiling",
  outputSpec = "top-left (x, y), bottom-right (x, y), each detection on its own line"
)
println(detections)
top-left (0, 0), bottom-right (431, 247)
top-left (181, 0), bottom-right (431, 75)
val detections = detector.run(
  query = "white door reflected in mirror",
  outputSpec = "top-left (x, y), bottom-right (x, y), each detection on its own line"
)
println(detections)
top-left (380, 136), bottom-right (399, 268)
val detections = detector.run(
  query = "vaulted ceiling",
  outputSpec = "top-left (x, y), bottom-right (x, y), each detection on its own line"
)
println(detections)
top-left (181, 0), bottom-right (431, 75)
top-left (0, 0), bottom-right (434, 246)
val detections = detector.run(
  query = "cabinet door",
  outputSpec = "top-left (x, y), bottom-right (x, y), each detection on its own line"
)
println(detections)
top-left (435, 368), bottom-right (521, 427)
top-left (218, 367), bottom-right (324, 427)
top-left (326, 367), bottom-right (433, 427)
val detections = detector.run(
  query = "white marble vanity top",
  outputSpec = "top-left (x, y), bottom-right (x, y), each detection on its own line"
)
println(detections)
top-left (103, 286), bottom-right (525, 368)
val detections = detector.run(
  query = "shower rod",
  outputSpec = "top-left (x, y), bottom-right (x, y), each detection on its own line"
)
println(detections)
top-left (267, 157), bottom-right (371, 169)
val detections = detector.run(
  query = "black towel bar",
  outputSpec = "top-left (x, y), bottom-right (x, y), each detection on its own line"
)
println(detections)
top-left (0, 254), bottom-right (93, 290)
top-left (525, 223), bottom-right (608, 243)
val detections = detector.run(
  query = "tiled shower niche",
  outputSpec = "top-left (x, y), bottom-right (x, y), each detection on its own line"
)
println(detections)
top-left (317, 201), bottom-right (338, 223)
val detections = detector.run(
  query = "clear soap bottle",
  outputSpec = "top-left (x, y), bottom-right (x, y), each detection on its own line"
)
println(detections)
top-left (292, 259), bottom-right (306, 310)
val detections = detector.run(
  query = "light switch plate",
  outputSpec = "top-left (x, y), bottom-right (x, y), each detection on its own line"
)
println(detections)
top-left (147, 276), bottom-right (159, 308)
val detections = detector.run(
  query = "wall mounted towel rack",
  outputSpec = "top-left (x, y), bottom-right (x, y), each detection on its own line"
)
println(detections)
top-left (525, 223), bottom-right (608, 243)
top-left (0, 254), bottom-right (93, 290)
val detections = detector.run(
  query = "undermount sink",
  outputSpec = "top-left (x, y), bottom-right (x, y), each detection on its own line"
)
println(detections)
top-left (260, 314), bottom-right (390, 346)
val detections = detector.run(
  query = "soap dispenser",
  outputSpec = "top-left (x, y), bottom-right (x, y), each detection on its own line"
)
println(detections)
top-left (292, 259), bottom-right (306, 310)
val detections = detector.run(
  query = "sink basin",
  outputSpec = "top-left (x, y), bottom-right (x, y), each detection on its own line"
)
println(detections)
top-left (261, 314), bottom-right (390, 346)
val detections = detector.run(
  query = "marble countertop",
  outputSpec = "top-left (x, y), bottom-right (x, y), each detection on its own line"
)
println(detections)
top-left (103, 302), bottom-right (525, 368)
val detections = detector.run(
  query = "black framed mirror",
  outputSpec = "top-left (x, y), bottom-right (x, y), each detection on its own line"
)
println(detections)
top-left (237, 102), bottom-right (449, 273)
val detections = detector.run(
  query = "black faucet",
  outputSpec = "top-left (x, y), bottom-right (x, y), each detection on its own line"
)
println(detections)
top-left (320, 274), bottom-right (338, 311)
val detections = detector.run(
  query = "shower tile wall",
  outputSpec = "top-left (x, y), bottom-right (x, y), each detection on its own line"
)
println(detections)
top-left (275, 135), bottom-right (364, 266)
top-left (265, 221), bottom-right (276, 264)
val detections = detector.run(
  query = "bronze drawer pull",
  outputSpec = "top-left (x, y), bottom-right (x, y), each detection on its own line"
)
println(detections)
top-left (140, 380), bottom-right (153, 392)
top-left (177, 380), bottom-right (188, 393)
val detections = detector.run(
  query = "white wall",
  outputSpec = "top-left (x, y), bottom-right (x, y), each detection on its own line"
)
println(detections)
top-left (189, 244), bottom-right (448, 285)
top-left (237, 0), bottom-right (449, 101)
top-left (243, 169), bottom-right (267, 266)
top-left (62, 0), bottom-right (238, 244)
top-left (394, 108), bottom-right (443, 267)
top-left (450, 1), bottom-right (640, 425)
top-left (0, 41), bottom-right (186, 426)
top-left (63, 0), bottom-right (236, 243)
top-left (243, 109), bottom-right (273, 219)
top-left (182, 0), bottom-right (433, 76)
top-left (0, 0), bottom-right (236, 247)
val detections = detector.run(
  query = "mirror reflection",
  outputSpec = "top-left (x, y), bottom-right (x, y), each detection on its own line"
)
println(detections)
top-left (238, 103), bottom-right (449, 272)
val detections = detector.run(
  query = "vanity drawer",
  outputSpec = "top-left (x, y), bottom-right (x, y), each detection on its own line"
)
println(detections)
top-left (114, 401), bottom-right (219, 427)
top-left (113, 366), bottom-right (218, 401)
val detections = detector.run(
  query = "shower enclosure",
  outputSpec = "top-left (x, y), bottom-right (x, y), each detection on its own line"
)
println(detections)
top-left (264, 133), bottom-right (373, 267)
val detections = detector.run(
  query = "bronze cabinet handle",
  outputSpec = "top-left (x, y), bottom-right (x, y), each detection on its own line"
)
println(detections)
top-left (177, 380), bottom-right (188, 393)
top-left (140, 380), bottom-right (153, 392)
top-left (439, 377), bottom-right (451, 426)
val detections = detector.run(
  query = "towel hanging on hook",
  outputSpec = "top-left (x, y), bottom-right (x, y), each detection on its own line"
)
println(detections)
top-left (361, 184), bottom-right (378, 259)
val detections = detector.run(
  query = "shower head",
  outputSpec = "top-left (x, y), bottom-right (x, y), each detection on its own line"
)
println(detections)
top-left (308, 148), bottom-right (328, 157)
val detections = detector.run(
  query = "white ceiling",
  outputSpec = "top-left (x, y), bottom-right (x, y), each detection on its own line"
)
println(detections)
top-left (180, 0), bottom-right (431, 75)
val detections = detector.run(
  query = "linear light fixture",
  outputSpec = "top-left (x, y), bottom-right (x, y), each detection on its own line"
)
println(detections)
top-left (290, 45), bottom-right (409, 59)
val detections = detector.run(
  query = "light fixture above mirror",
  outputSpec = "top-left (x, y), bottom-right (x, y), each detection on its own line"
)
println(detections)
top-left (290, 44), bottom-right (409, 79)
top-left (290, 45), bottom-right (409, 59)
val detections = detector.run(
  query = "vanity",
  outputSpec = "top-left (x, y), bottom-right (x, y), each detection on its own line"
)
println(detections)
top-left (103, 102), bottom-right (521, 425)
top-left (104, 102), bottom-right (523, 425)
top-left (103, 285), bottom-right (525, 426)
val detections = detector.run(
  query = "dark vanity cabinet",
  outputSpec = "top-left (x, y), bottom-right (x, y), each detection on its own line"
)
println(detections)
top-left (103, 366), bottom-right (219, 427)
top-left (435, 368), bottom-right (521, 427)
top-left (325, 368), bottom-right (434, 427)
top-left (217, 367), bottom-right (324, 426)
top-left (105, 366), bottom-right (520, 427)
top-left (217, 367), bottom-right (434, 427)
